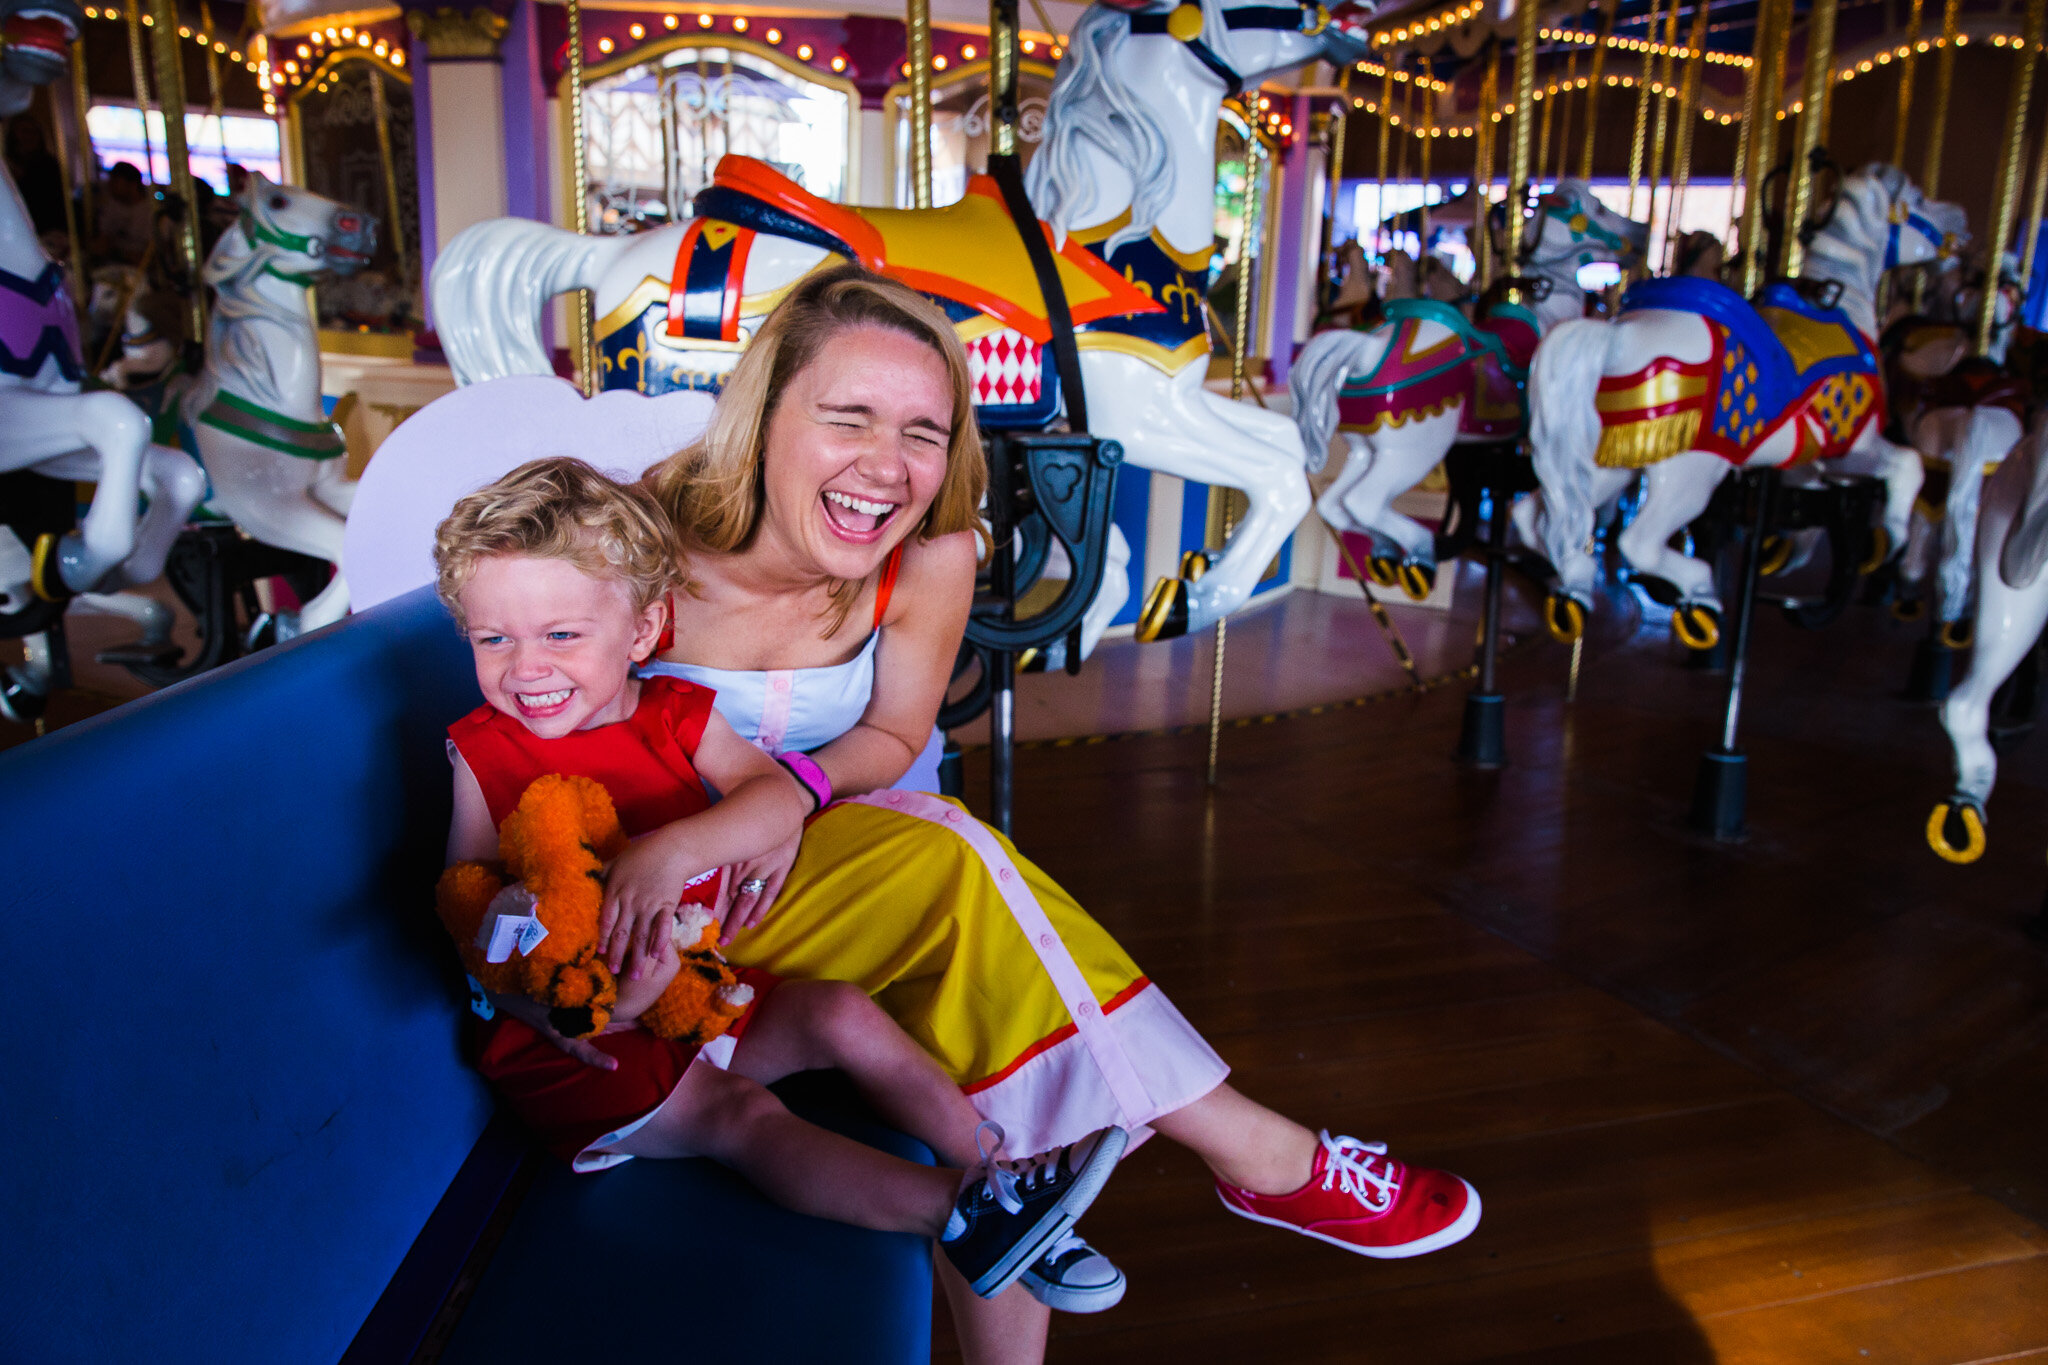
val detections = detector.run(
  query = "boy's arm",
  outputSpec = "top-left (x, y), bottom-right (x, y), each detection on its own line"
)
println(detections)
top-left (600, 710), bottom-right (809, 974)
top-left (448, 751), bottom-right (498, 863)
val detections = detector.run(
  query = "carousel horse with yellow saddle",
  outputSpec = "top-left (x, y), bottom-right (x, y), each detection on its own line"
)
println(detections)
top-left (1525, 163), bottom-right (1963, 649)
top-left (433, 0), bottom-right (1376, 662)
top-left (1290, 180), bottom-right (1648, 600)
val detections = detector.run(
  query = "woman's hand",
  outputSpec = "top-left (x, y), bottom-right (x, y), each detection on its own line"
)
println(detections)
top-left (486, 990), bottom-right (618, 1071)
top-left (717, 826), bottom-right (803, 944)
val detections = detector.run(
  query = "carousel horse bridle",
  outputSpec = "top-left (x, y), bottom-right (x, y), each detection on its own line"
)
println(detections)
top-left (1126, 0), bottom-right (1336, 96)
top-left (1885, 199), bottom-right (1953, 270)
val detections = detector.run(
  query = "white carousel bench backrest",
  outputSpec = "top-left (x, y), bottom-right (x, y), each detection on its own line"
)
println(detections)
top-left (343, 376), bottom-right (716, 612)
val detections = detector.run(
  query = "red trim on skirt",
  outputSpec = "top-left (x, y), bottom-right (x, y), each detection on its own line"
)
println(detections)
top-left (476, 966), bottom-right (779, 1165)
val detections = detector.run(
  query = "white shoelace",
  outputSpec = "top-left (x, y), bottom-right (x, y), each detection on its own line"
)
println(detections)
top-left (971, 1119), bottom-right (1061, 1217)
top-left (1039, 1230), bottom-right (1089, 1266)
top-left (1320, 1131), bottom-right (1399, 1212)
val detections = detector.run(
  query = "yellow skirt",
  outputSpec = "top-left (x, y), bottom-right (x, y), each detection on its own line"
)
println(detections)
top-left (722, 791), bottom-right (1227, 1152)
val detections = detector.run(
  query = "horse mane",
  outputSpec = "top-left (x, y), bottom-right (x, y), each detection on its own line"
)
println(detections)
top-left (1023, 3), bottom-right (1175, 253)
top-left (188, 218), bottom-right (305, 415)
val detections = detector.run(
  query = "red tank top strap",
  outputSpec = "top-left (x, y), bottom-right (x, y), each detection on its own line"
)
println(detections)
top-left (873, 545), bottom-right (905, 629)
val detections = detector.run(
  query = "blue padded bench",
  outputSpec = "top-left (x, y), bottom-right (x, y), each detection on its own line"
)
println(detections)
top-left (0, 586), bottom-right (933, 1364)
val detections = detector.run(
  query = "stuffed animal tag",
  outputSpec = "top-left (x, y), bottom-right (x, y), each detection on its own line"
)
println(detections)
top-left (479, 884), bottom-right (549, 963)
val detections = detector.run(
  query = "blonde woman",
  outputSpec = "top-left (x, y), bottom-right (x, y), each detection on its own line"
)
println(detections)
top-left (552, 265), bottom-right (1478, 1361)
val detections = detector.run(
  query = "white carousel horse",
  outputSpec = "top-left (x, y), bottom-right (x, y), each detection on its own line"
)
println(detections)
top-left (0, 0), bottom-right (206, 719)
top-left (181, 173), bottom-right (378, 636)
top-left (1928, 416), bottom-right (2048, 863)
top-left (433, 0), bottom-right (1373, 651)
top-left (1290, 180), bottom-right (1647, 597)
top-left (1525, 164), bottom-right (1961, 644)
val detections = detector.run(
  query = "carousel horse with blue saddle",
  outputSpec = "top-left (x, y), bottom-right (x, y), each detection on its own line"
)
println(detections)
top-left (433, 0), bottom-right (1376, 668)
top-left (1289, 180), bottom-right (1648, 600)
top-left (1525, 162), bottom-right (1963, 648)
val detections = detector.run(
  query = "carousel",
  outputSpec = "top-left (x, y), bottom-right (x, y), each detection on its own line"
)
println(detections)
top-left (6, 0), bottom-right (2048, 1354)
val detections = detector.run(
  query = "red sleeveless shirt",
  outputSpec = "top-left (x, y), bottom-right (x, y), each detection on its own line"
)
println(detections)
top-left (448, 677), bottom-right (722, 895)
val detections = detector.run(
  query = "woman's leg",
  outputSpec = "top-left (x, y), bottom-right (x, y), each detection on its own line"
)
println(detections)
top-left (1150, 1082), bottom-right (1319, 1195)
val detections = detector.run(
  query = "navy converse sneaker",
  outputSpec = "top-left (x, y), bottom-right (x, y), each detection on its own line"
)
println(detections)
top-left (940, 1122), bottom-right (1128, 1299)
top-left (1020, 1231), bottom-right (1127, 1313)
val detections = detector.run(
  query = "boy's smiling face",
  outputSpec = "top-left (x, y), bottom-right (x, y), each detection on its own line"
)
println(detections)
top-left (459, 554), bottom-right (666, 739)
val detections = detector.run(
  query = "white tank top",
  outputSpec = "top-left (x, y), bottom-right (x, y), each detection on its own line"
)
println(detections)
top-left (639, 631), bottom-right (945, 793)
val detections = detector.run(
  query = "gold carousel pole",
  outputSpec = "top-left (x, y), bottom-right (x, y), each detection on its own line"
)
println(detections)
top-left (1419, 61), bottom-right (1434, 255)
top-left (1626, 0), bottom-right (1662, 219)
top-left (1395, 71), bottom-right (1412, 213)
top-left (1508, 0), bottom-right (1538, 272)
top-left (1893, 0), bottom-right (1924, 167)
top-left (1645, 0), bottom-right (1679, 262)
top-left (1780, 0), bottom-right (1839, 279)
top-left (1535, 51), bottom-right (1554, 192)
top-left (1924, 0), bottom-right (1962, 199)
top-left (1979, 0), bottom-right (2045, 353)
top-left (1580, 1), bottom-right (1615, 180)
top-left (369, 68), bottom-right (411, 300)
top-left (44, 81), bottom-right (89, 320)
top-left (1553, 49), bottom-right (1577, 186)
top-left (1667, 0), bottom-right (1711, 268)
top-left (1209, 129), bottom-right (1262, 786)
top-left (1375, 62), bottom-right (1393, 257)
top-left (70, 34), bottom-right (95, 245)
top-left (198, 0), bottom-right (228, 177)
top-left (1739, 0), bottom-right (1787, 294)
top-left (146, 0), bottom-right (204, 342)
top-left (565, 0), bottom-right (596, 393)
top-left (123, 0), bottom-right (154, 183)
top-left (1474, 44), bottom-right (1499, 283)
top-left (1324, 63), bottom-right (1352, 302)
top-left (1727, 21), bottom-right (1758, 254)
top-left (2021, 101), bottom-right (2048, 298)
top-left (908, 0), bottom-right (934, 207)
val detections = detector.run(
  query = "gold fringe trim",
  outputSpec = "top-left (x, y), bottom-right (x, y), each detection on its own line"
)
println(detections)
top-left (1595, 409), bottom-right (1703, 469)
top-left (1336, 393), bottom-right (1464, 438)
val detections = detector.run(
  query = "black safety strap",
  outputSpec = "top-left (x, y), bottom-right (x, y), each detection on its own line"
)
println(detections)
top-left (987, 152), bottom-right (1089, 435)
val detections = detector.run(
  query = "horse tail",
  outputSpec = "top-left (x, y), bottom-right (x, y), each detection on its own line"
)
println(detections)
top-left (1528, 317), bottom-right (1611, 597)
top-left (431, 218), bottom-right (622, 384)
top-left (1941, 409), bottom-right (2016, 617)
top-left (1289, 328), bottom-right (1379, 474)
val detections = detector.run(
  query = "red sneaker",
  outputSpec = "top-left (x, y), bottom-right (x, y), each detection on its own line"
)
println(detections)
top-left (1215, 1131), bottom-right (1481, 1258)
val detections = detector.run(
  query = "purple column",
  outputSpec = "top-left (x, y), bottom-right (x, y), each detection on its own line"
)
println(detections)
top-left (410, 27), bottom-right (437, 332)
top-left (501, 0), bottom-right (549, 223)
top-left (1265, 94), bottom-right (1315, 385)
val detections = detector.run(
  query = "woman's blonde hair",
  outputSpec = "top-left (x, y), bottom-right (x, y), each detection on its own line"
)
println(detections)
top-left (645, 262), bottom-right (986, 563)
top-left (434, 456), bottom-right (685, 628)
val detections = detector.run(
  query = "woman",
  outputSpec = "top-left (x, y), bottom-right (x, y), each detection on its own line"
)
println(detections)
top-left (604, 266), bottom-right (1477, 1360)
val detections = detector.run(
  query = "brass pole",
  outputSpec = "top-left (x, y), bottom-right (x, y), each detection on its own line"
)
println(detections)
top-left (1646, 0), bottom-right (1679, 259)
top-left (1581, 2), bottom-right (1617, 179)
top-left (369, 67), bottom-right (411, 300)
top-left (1893, 0), bottom-right (1923, 167)
top-left (1324, 63), bottom-right (1352, 298)
top-left (1475, 44), bottom-right (1499, 282)
top-left (1507, 0), bottom-right (1540, 271)
top-left (146, 0), bottom-right (204, 342)
top-left (1395, 73), bottom-right (1411, 218)
top-left (2021, 102), bottom-right (2048, 296)
top-left (1627, 0), bottom-right (1663, 218)
top-left (1924, 0), bottom-right (1962, 199)
top-left (1979, 0), bottom-right (2045, 353)
top-left (199, 0), bottom-right (228, 183)
top-left (566, 0), bottom-right (596, 393)
top-left (1419, 61), bottom-right (1434, 255)
top-left (1554, 49), bottom-right (1577, 186)
top-left (1536, 60), bottom-right (1555, 193)
top-left (1668, 0), bottom-right (1711, 268)
top-left (44, 82), bottom-right (88, 321)
top-left (1781, 0), bottom-right (1840, 279)
top-left (1375, 63), bottom-right (1393, 258)
top-left (70, 35), bottom-right (95, 244)
top-left (1740, 0), bottom-right (1787, 294)
top-left (992, 0), bottom-right (1018, 157)
top-left (908, 0), bottom-right (934, 207)
top-left (1728, 38), bottom-right (1757, 253)
top-left (123, 0), bottom-right (154, 181)
top-left (1210, 132), bottom-right (1262, 786)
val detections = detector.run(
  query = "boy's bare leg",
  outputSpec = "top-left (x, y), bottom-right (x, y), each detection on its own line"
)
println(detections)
top-left (1149, 1081), bottom-right (1319, 1195)
top-left (610, 1063), bottom-right (959, 1234)
top-left (937, 1255), bottom-right (1051, 1365)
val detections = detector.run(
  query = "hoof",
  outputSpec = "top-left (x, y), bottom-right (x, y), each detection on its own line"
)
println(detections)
top-left (1926, 799), bottom-right (1986, 864)
top-left (1758, 535), bottom-right (1794, 577)
top-left (1397, 561), bottom-right (1436, 602)
top-left (1938, 618), bottom-right (1973, 651)
top-left (0, 669), bottom-right (46, 724)
top-left (1017, 647), bottom-right (1044, 674)
top-left (1364, 555), bottom-right (1400, 589)
top-left (1859, 527), bottom-right (1893, 576)
top-left (1544, 594), bottom-right (1586, 644)
top-left (1178, 550), bottom-right (1211, 583)
top-left (30, 533), bottom-right (75, 603)
top-left (1672, 603), bottom-right (1722, 651)
top-left (1137, 576), bottom-right (1190, 643)
top-left (1633, 574), bottom-right (1682, 608)
top-left (1891, 597), bottom-right (1926, 623)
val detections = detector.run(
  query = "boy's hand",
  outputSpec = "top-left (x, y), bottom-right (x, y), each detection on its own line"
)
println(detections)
top-left (600, 837), bottom-right (703, 979)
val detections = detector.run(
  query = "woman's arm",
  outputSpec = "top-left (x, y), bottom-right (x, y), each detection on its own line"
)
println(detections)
top-left (809, 529), bottom-right (976, 797)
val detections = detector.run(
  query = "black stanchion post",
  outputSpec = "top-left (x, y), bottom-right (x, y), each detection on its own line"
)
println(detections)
top-left (1690, 467), bottom-right (1775, 839)
top-left (986, 434), bottom-right (1018, 836)
top-left (1455, 469), bottom-right (1511, 768)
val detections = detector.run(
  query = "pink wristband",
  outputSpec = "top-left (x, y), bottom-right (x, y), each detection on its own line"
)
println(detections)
top-left (775, 751), bottom-right (833, 813)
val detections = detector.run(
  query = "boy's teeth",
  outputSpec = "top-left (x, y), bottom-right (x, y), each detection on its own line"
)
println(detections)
top-left (825, 490), bottom-right (895, 517)
top-left (520, 688), bottom-right (572, 707)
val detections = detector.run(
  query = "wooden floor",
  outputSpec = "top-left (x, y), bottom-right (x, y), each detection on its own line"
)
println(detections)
top-left (944, 576), bottom-right (2048, 1364)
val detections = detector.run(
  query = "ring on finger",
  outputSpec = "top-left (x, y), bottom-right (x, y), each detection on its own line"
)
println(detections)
top-left (738, 877), bottom-right (769, 895)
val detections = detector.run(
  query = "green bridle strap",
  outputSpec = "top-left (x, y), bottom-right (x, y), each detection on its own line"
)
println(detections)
top-left (241, 207), bottom-right (320, 255)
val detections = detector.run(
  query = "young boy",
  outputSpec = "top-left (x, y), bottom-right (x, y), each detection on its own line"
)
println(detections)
top-left (435, 456), bottom-right (1125, 1307)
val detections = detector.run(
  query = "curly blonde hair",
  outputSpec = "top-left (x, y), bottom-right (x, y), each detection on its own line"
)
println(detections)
top-left (643, 262), bottom-right (987, 568)
top-left (435, 457), bottom-right (684, 628)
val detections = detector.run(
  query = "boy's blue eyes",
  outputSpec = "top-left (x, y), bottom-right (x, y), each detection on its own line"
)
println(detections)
top-left (472, 632), bottom-right (578, 645)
